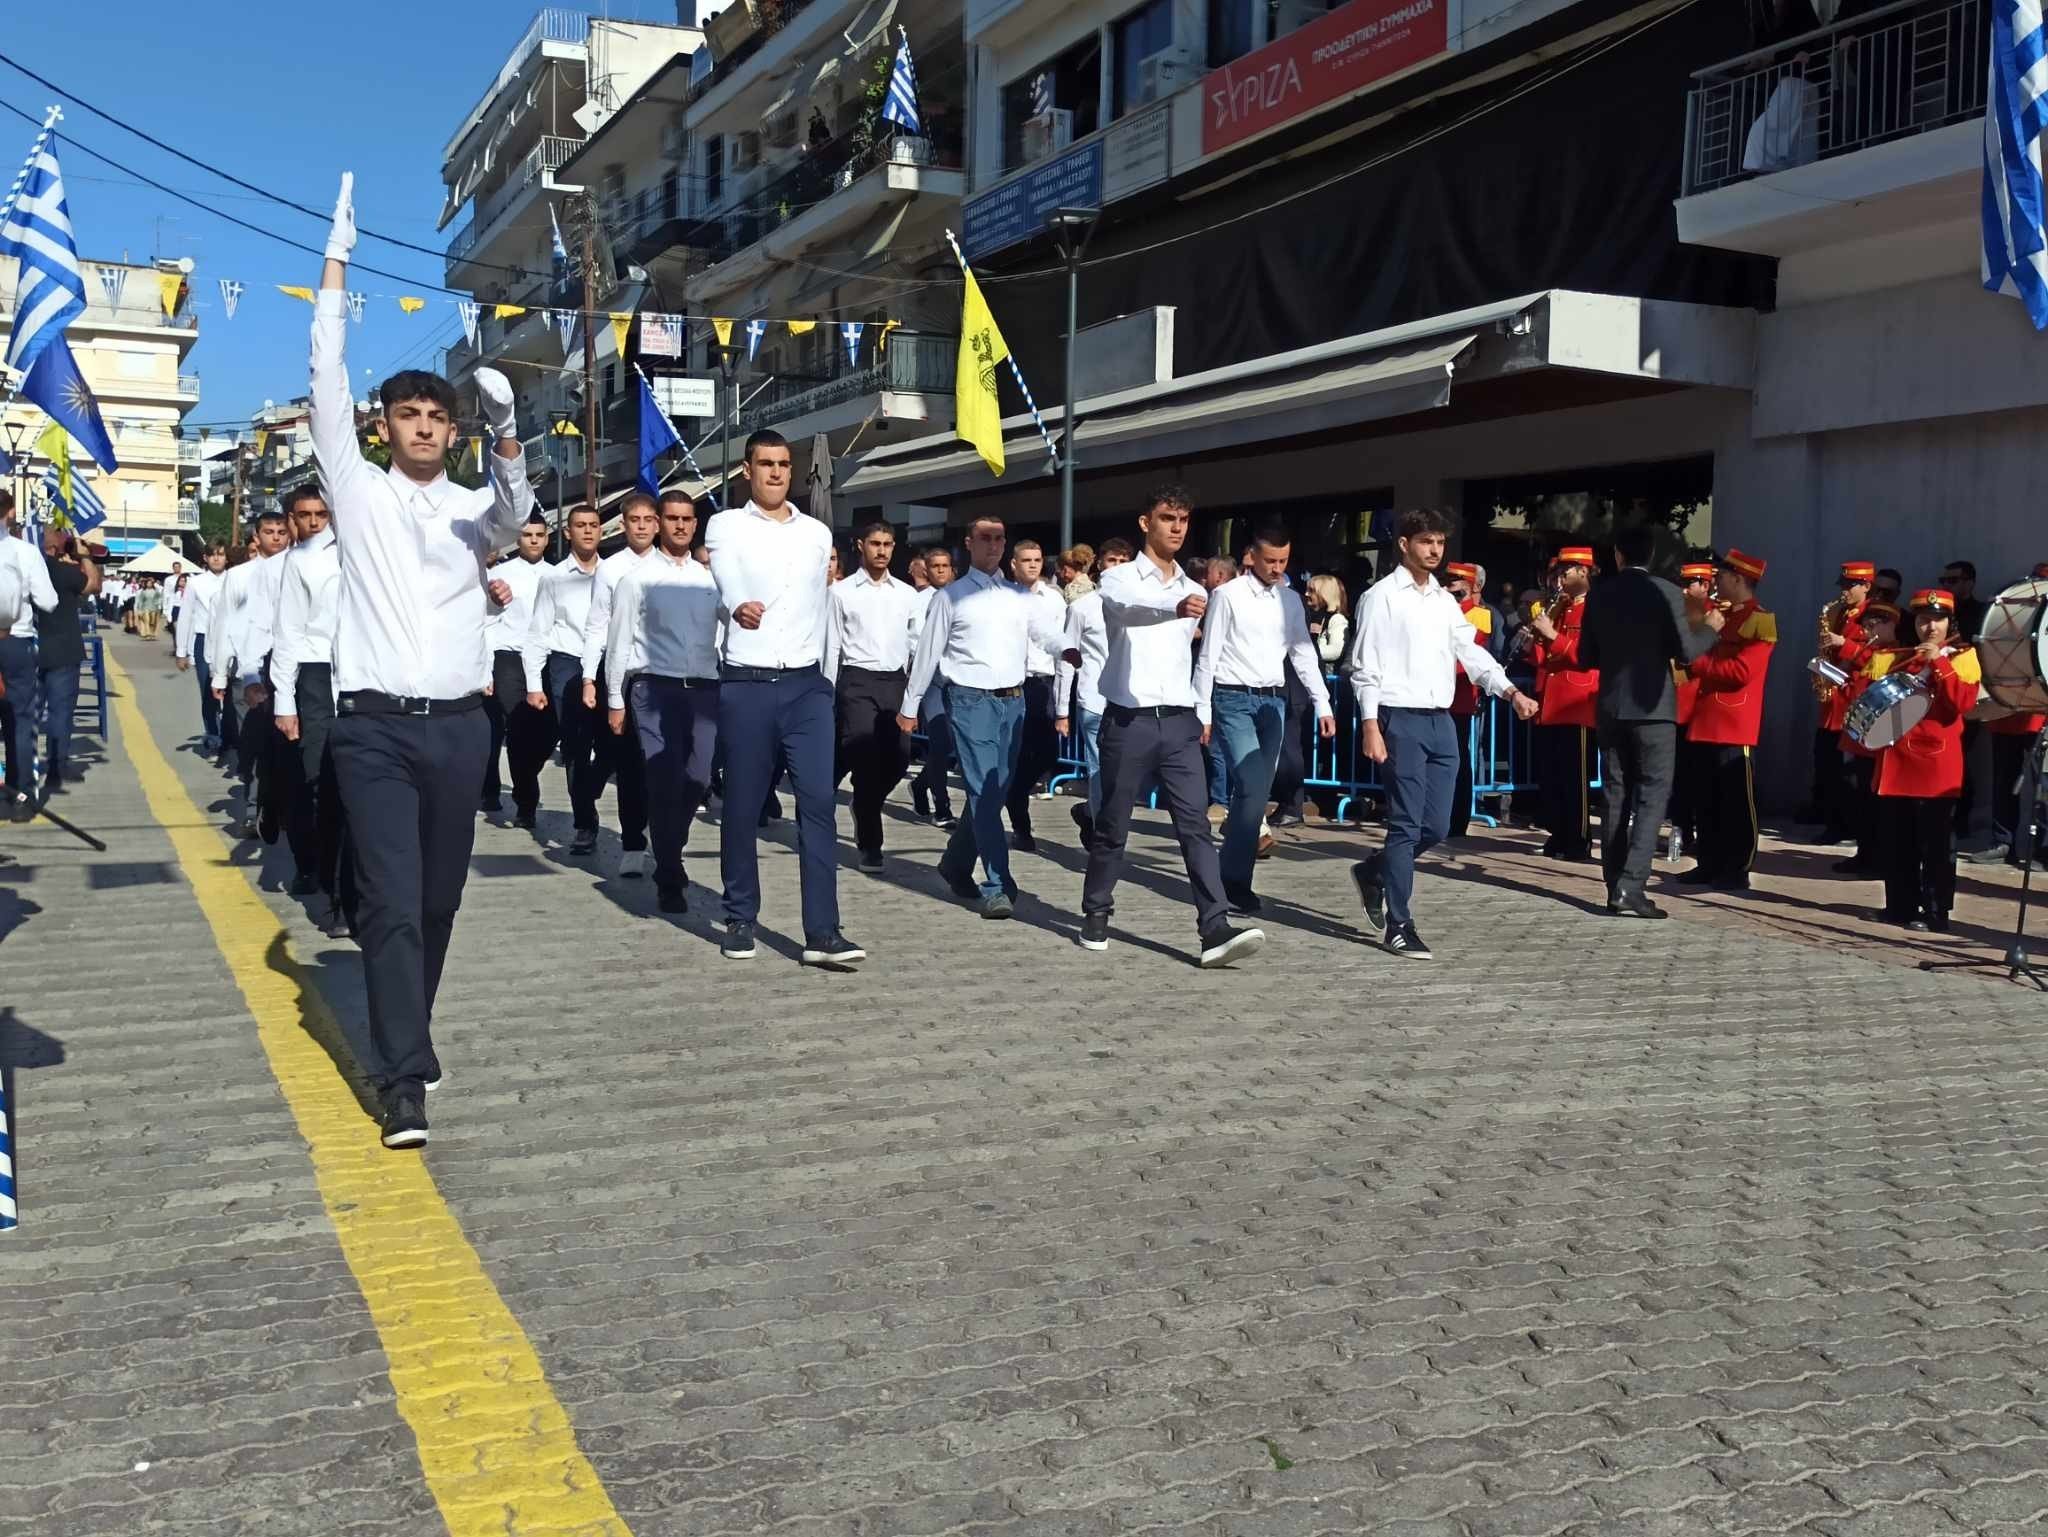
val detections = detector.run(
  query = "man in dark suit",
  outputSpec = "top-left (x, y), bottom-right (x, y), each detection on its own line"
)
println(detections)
top-left (1578, 525), bottom-right (1715, 918)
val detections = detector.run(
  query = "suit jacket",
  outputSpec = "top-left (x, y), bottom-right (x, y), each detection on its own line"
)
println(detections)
top-left (1578, 566), bottom-right (1712, 723)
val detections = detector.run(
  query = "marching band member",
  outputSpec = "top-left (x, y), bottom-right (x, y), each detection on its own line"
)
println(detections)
top-left (1830, 598), bottom-right (1903, 879)
top-left (1526, 546), bottom-right (1598, 859)
top-left (1442, 562), bottom-right (1490, 840)
top-left (1864, 589), bottom-right (1980, 930)
top-left (1666, 561), bottom-right (1717, 862)
top-left (1679, 548), bottom-right (1776, 892)
top-left (1811, 560), bottom-right (1874, 843)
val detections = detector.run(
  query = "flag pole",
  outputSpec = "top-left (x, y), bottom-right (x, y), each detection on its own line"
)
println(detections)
top-left (636, 363), bottom-right (722, 511)
top-left (0, 107), bottom-right (63, 424)
top-left (942, 230), bottom-right (1061, 476)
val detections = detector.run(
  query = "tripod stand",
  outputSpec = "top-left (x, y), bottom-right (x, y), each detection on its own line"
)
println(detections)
top-left (1920, 723), bottom-right (2046, 990)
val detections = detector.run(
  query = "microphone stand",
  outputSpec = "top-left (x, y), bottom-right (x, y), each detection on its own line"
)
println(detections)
top-left (1920, 722), bottom-right (2046, 990)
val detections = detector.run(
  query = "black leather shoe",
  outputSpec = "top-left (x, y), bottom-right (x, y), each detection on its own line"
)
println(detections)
top-left (1607, 893), bottom-right (1667, 920)
top-left (288, 873), bottom-right (319, 898)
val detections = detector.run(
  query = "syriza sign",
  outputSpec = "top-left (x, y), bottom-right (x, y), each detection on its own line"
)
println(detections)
top-left (1200, 0), bottom-right (1451, 156)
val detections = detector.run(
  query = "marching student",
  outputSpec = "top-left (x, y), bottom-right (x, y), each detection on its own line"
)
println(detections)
top-left (1078, 486), bottom-right (1266, 967)
top-left (1346, 509), bottom-right (1540, 960)
top-left (705, 430), bottom-right (863, 967)
top-left (210, 505), bottom-right (292, 841)
top-left (174, 542), bottom-right (229, 752)
top-left (909, 545), bottom-right (958, 827)
top-left (899, 514), bottom-right (1072, 920)
top-left (1191, 523), bottom-right (1335, 916)
top-left (481, 512), bottom-right (553, 828)
top-left (825, 518), bottom-right (921, 871)
top-left (604, 492), bottom-right (719, 914)
top-left (1054, 536), bottom-right (1132, 848)
top-left (1679, 548), bottom-right (1777, 892)
top-left (521, 503), bottom-right (603, 850)
top-left (265, 489), bottom-right (334, 887)
top-left (269, 494), bottom-right (354, 939)
top-left (1003, 539), bottom-right (1066, 851)
top-left (0, 493), bottom-right (58, 820)
top-left (578, 494), bottom-right (658, 874)
top-left (311, 171), bottom-right (533, 1150)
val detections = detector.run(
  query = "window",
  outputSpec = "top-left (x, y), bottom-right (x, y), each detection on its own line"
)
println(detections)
top-left (1208, 0), bottom-right (1257, 66)
top-left (1112, 0), bottom-right (1175, 118)
top-left (1001, 34), bottom-right (1102, 169)
top-left (702, 134), bottom-right (723, 209)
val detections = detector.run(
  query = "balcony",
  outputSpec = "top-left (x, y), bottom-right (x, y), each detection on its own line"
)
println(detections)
top-left (444, 8), bottom-right (591, 166)
top-left (1677, 0), bottom-right (1987, 257)
top-left (446, 133), bottom-right (587, 283)
top-left (174, 498), bottom-right (200, 530)
top-left (177, 440), bottom-right (202, 465)
top-left (740, 329), bottom-right (957, 434)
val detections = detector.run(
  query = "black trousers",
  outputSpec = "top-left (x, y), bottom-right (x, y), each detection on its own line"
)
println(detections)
top-left (915, 703), bottom-right (955, 812)
top-left (1598, 718), bottom-right (1677, 901)
top-left (481, 649), bottom-right (557, 817)
top-left (293, 664), bottom-right (355, 913)
top-left (330, 703), bottom-right (489, 1097)
top-left (1448, 711), bottom-right (1475, 838)
top-left (1005, 674), bottom-right (1058, 836)
top-left (1884, 795), bottom-right (1956, 918)
top-left (1845, 753), bottom-right (1879, 865)
top-left (1271, 669), bottom-right (1315, 818)
top-left (1812, 728), bottom-right (1850, 836)
top-left (545, 651), bottom-right (605, 832)
top-left (1690, 740), bottom-right (1758, 882)
top-left (1535, 724), bottom-right (1592, 850)
top-left (1992, 730), bottom-right (2032, 845)
top-left (1957, 720), bottom-right (1993, 839)
top-left (592, 659), bottom-right (648, 851)
top-left (631, 674), bottom-right (719, 890)
top-left (1081, 705), bottom-right (1227, 936)
top-left (836, 665), bottom-right (909, 853)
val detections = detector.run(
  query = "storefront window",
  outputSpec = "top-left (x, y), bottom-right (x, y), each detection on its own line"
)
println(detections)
top-left (1002, 35), bottom-right (1102, 169)
top-left (1112, 0), bottom-right (1176, 118)
top-left (1208, 0), bottom-right (1257, 66)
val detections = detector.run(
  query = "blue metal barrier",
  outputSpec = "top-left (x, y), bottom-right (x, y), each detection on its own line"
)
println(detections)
top-left (78, 611), bottom-right (107, 739)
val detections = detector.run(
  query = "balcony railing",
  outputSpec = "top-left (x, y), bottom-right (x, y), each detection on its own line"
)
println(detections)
top-left (449, 133), bottom-right (586, 270)
top-left (177, 374), bottom-right (201, 398)
top-left (692, 133), bottom-right (962, 270)
top-left (1682, 0), bottom-right (1986, 195)
top-left (740, 330), bottom-right (956, 432)
top-left (449, 8), bottom-right (591, 163)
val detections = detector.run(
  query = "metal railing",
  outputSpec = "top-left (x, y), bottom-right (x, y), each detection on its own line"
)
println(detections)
top-left (449, 133), bottom-right (586, 270)
top-left (176, 374), bottom-right (201, 397)
top-left (696, 133), bottom-right (962, 269)
top-left (448, 8), bottom-right (591, 164)
top-left (739, 330), bottom-right (956, 432)
top-left (1683, 0), bottom-right (1986, 195)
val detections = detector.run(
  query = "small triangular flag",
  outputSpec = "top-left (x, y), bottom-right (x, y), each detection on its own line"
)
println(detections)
top-left (277, 285), bottom-right (316, 303)
top-left (787, 319), bottom-right (816, 335)
top-left (157, 271), bottom-right (185, 319)
top-left (493, 303), bottom-right (526, 320)
top-left (398, 296), bottom-right (426, 315)
top-left (346, 292), bottom-right (367, 324)
top-left (218, 278), bottom-right (243, 320)
top-left (610, 312), bottom-right (632, 358)
top-left (96, 266), bottom-right (125, 306)
top-left (557, 308), bottom-right (578, 352)
top-left (841, 321), bottom-right (865, 367)
top-left (457, 300), bottom-right (480, 347)
top-left (711, 318), bottom-right (734, 348)
top-left (745, 318), bottom-right (767, 362)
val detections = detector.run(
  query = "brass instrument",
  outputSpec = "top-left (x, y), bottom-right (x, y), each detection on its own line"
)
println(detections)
top-left (1810, 595), bottom-right (1854, 701)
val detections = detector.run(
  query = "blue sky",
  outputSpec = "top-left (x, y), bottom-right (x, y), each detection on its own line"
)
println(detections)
top-left (4, 2), bottom-right (676, 433)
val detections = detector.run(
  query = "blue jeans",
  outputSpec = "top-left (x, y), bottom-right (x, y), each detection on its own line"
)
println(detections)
top-left (1375, 707), bottom-right (1459, 927)
top-left (1078, 707), bottom-right (1103, 818)
top-left (38, 664), bottom-right (80, 773)
top-left (193, 635), bottom-right (221, 741)
top-left (1206, 732), bottom-right (1231, 805)
top-left (717, 667), bottom-right (838, 937)
top-left (941, 684), bottom-right (1023, 901)
top-left (1211, 688), bottom-right (1286, 888)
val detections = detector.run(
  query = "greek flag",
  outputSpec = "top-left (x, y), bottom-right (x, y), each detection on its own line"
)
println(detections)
top-left (43, 461), bottom-right (106, 533)
top-left (881, 28), bottom-right (923, 136)
top-left (1983, 0), bottom-right (2048, 327)
top-left (0, 132), bottom-right (87, 379)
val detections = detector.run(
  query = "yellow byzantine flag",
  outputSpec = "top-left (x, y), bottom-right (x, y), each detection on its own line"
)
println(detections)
top-left (37, 422), bottom-right (72, 512)
top-left (956, 265), bottom-right (1009, 476)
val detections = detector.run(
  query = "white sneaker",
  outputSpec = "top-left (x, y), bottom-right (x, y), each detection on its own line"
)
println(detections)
top-left (618, 849), bottom-right (650, 879)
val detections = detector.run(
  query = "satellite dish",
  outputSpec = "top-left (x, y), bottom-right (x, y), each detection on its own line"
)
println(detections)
top-left (176, 256), bottom-right (195, 274)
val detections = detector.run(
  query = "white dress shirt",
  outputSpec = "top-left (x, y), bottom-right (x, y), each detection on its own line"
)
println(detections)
top-left (579, 545), bottom-right (652, 681)
top-left (522, 553), bottom-right (601, 694)
top-left (173, 568), bottom-right (221, 659)
top-left (310, 287), bottom-right (532, 700)
top-left (1, 531), bottom-right (58, 639)
top-left (1017, 579), bottom-right (1065, 677)
top-left (1345, 565), bottom-right (1513, 719)
top-left (269, 527), bottom-right (341, 719)
top-left (1193, 571), bottom-right (1335, 719)
top-left (703, 500), bottom-right (832, 669)
top-left (1054, 591), bottom-right (1109, 719)
top-left (824, 567), bottom-right (920, 683)
top-left (603, 547), bottom-right (722, 707)
top-left (1096, 554), bottom-right (1208, 723)
top-left (900, 565), bottom-right (1071, 720)
top-left (485, 553), bottom-right (546, 655)
top-left (209, 553), bottom-right (279, 689)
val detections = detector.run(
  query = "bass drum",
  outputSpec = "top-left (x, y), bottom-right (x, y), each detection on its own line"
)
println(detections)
top-left (1976, 578), bottom-right (2048, 713)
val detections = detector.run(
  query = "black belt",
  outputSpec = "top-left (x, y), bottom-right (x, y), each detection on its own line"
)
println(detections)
top-left (951, 683), bottom-right (1022, 699)
top-left (1214, 683), bottom-right (1285, 696)
top-left (339, 690), bottom-right (486, 717)
top-left (722, 662), bottom-right (820, 683)
top-left (633, 674), bottom-right (720, 689)
top-left (1110, 703), bottom-right (1195, 719)
top-left (841, 665), bottom-right (908, 680)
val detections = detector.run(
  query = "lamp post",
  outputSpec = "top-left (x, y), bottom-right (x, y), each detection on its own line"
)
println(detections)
top-left (2, 419), bottom-right (24, 528)
top-left (717, 344), bottom-right (738, 512)
top-left (1046, 206), bottom-right (1098, 556)
top-left (548, 410), bottom-right (581, 559)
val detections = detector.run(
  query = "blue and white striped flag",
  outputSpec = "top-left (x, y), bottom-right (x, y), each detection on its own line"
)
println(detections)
top-left (1983, 0), bottom-right (2048, 327)
top-left (43, 461), bottom-right (106, 533)
top-left (0, 129), bottom-right (87, 379)
top-left (745, 318), bottom-right (767, 362)
top-left (882, 28), bottom-right (923, 136)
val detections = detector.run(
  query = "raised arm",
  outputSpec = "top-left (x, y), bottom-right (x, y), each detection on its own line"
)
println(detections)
top-left (475, 367), bottom-right (531, 547)
top-left (310, 174), bottom-right (377, 515)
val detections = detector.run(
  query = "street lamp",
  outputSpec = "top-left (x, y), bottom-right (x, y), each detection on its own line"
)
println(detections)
top-left (1047, 206), bottom-right (1099, 555)
top-left (547, 411), bottom-right (581, 558)
top-left (2, 419), bottom-right (25, 525)
top-left (716, 344), bottom-right (739, 512)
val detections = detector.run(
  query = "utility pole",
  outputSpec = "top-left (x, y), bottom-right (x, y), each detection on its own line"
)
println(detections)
top-left (1047, 208), bottom-right (1099, 555)
top-left (231, 441), bottom-right (246, 538)
top-left (580, 200), bottom-right (601, 513)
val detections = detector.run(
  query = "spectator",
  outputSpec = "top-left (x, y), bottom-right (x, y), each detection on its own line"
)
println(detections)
top-left (35, 526), bottom-right (99, 793)
top-left (1057, 544), bottom-right (1096, 602)
top-left (1274, 574), bottom-right (1351, 824)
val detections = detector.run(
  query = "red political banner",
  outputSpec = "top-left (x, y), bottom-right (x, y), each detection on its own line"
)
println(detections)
top-left (1200, 0), bottom-right (1450, 156)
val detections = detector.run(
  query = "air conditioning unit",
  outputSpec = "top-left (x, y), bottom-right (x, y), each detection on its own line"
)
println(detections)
top-left (1022, 108), bottom-right (1074, 164)
top-left (1136, 47), bottom-right (1198, 104)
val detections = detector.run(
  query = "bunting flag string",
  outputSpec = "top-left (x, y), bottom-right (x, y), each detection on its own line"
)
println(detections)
top-left (157, 271), bottom-right (184, 319)
top-left (745, 318), bottom-right (766, 362)
top-left (609, 312), bottom-right (632, 358)
top-left (218, 277), bottom-right (242, 319)
top-left (276, 284), bottom-right (314, 303)
top-left (95, 265), bottom-right (124, 307)
top-left (492, 303), bottom-right (525, 320)
top-left (841, 321), bottom-right (865, 368)
top-left (456, 299), bottom-right (480, 347)
top-left (555, 307), bottom-right (578, 352)
top-left (397, 295), bottom-right (426, 314)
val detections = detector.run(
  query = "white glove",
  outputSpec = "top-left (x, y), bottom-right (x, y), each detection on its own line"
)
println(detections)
top-left (326, 172), bottom-right (357, 262)
top-left (474, 367), bottom-right (517, 439)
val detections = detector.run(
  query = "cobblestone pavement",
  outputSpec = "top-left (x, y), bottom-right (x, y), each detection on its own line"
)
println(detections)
top-left (5, 632), bottom-right (2048, 1537)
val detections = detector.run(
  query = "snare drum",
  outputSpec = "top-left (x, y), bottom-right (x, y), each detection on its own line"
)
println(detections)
top-left (1843, 669), bottom-right (1931, 750)
top-left (1976, 578), bottom-right (2048, 714)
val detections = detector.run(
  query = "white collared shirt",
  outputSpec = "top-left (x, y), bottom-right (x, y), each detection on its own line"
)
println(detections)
top-left (1345, 565), bottom-right (1513, 719)
top-left (603, 546), bottom-right (722, 707)
top-left (209, 552), bottom-right (279, 688)
top-left (580, 544), bottom-right (653, 681)
top-left (310, 288), bottom-right (532, 700)
top-left (485, 553), bottom-right (546, 655)
top-left (1016, 579), bottom-right (1065, 676)
top-left (901, 565), bottom-right (1069, 719)
top-left (824, 567), bottom-right (920, 683)
top-left (269, 527), bottom-right (341, 718)
top-left (1055, 591), bottom-right (1109, 718)
top-left (1096, 554), bottom-right (1208, 723)
top-left (703, 500), bottom-right (832, 669)
top-left (522, 553), bottom-right (602, 693)
top-left (1, 530), bottom-right (58, 639)
top-left (1194, 571), bottom-right (1335, 719)
top-left (173, 568), bottom-right (222, 658)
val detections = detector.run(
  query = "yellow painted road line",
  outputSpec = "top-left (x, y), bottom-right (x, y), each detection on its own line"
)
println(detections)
top-left (107, 654), bottom-right (629, 1537)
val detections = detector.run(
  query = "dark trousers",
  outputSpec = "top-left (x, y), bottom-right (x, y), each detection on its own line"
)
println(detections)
top-left (193, 635), bottom-right (221, 741)
top-left (1844, 753), bottom-right (1879, 864)
top-left (330, 704), bottom-right (490, 1097)
top-left (545, 652), bottom-right (605, 831)
top-left (218, 669), bottom-right (241, 758)
top-left (1535, 723), bottom-right (1592, 850)
top-left (1448, 710), bottom-right (1476, 838)
top-left (0, 635), bottom-right (36, 793)
top-left (1270, 670), bottom-right (1314, 817)
top-left (1082, 704), bottom-right (1227, 936)
top-left (1598, 718), bottom-right (1677, 902)
top-left (38, 663), bottom-right (80, 775)
top-left (1690, 741), bottom-right (1758, 882)
top-left (914, 695), bottom-right (955, 812)
top-left (836, 666), bottom-right (909, 853)
top-left (1957, 720), bottom-right (1993, 840)
top-left (481, 650), bottom-right (556, 817)
top-left (293, 665), bottom-right (355, 913)
top-left (717, 666), bottom-right (838, 936)
top-left (1004, 673), bottom-right (1058, 836)
top-left (592, 660), bottom-right (648, 851)
top-left (1813, 728), bottom-right (1850, 837)
top-left (1992, 731), bottom-right (2032, 846)
top-left (631, 675), bottom-right (719, 889)
top-left (1884, 795), bottom-right (1956, 919)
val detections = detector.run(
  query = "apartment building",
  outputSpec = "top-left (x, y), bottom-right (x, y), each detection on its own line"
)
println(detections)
top-left (0, 254), bottom-right (201, 559)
